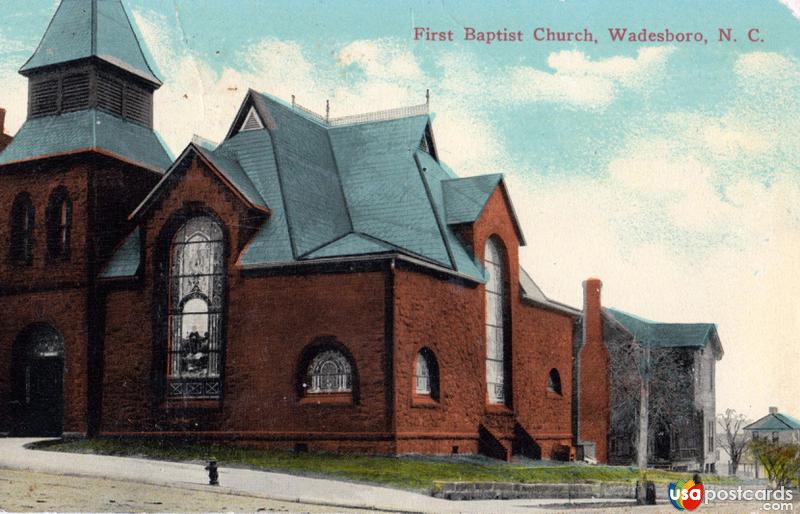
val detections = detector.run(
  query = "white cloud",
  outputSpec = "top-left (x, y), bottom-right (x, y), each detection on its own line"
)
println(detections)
top-left (508, 47), bottom-right (674, 108)
top-left (516, 52), bottom-right (800, 419)
top-left (779, 0), bottom-right (800, 19)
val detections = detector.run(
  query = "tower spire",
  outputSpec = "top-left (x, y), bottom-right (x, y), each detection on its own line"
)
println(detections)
top-left (20, 0), bottom-right (161, 86)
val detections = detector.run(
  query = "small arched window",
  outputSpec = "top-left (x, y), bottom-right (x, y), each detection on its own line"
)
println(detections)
top-left (547, 368), bottom-right (562, 395)
top-left (46, 187), bottom-right (72, 260)
top-left (167, 216), bottom-right (225, 399)
top-left (307, 349), bottom-right (352, 393)
top-left (414, 348), bottom-right (440, 400)
top-left (10, 193), bottom-right (35, 265)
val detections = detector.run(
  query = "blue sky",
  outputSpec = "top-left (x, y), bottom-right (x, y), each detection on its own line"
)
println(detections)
top-left (1, 0), bottom-right (799, 419)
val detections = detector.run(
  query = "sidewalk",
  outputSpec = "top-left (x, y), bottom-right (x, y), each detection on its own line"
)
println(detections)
top-left (0, 438), bottom-right (634, 513)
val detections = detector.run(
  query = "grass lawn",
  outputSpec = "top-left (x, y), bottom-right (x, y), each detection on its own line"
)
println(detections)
top-left (32, 438), bottom-right (738, 491)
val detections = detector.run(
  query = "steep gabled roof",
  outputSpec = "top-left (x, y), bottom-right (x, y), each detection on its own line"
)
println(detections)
top-left (112, 90), bottom-right (565, 290)
top-left (131, 142), bottom-right (268, 219)
top-left (745, 412), bottom-right (800, 432)
top-left (442, 174), bottom-right (526, 245)
top-left (0, 109), bottom-right (171, 172)
top-left (20, 0), bottom-right (161, 86)
top-left (605, 308), bottom-right (723, 357)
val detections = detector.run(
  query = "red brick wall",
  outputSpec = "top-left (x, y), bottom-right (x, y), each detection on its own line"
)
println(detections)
top-left (0, 161), bottom-right (90, 289)
top-left (100, 157), bottom-right (392, 453)
top-left (392, 185), bottom-right (575, 458)
top-left (0, 154), bottom-right (174, 436)
top-left (0, 290), bottom-right (89, 433)
top-left (578, 278), bottom-right (610, 462)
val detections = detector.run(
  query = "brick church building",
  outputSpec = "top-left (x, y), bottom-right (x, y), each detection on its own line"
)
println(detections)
top-left (0, 0), bottom-right (618, 461)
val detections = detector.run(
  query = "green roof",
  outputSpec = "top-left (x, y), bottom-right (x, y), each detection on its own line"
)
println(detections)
top-left (443, 174), bottom-right (503, 225)
top-left (120, 91), bottom-right (539, 285)
top-left (197, 145), bottom-right (266, 210)
top-left (20, 0), bottom-right (161, 85)
top-left (606, 308), bottom-right (722, 354)
top-left (99, 227), bottom-right (140, 278)
top-left (0, 109), bottom-right (171, 172)
top-left (745, 412), bottom-right (800, 432)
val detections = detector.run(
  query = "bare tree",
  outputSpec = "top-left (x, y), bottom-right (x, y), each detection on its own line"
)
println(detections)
top-left (717, 409), bottom-right (749, 475)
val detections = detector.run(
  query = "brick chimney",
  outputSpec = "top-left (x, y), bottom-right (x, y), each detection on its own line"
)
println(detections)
top-left (576, 277), bottom-right (609, 463)
top-left (583, 278), bottom-right (603, 346)
top-left (770, 406), bottom-right (779, 415)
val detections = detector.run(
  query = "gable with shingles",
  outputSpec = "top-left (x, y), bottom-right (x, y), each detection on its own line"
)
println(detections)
top-left (442, 174), bottom-right (503, 225)
top-left (257, 94), bottom-right (352, 258)
top-left (329, 114), bottom-right (451, 267)
top-left (222, 129), bottom-right (294, 265)
top-left (416, 150), bottom-right (484, 280)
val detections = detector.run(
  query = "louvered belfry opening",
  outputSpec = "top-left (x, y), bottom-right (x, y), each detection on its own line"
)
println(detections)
top-left (26, 61), bottom-right (155, 128)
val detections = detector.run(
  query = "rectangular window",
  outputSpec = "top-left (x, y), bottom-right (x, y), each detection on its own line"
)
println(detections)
top-left (707, 420), bottom-right (714, 451)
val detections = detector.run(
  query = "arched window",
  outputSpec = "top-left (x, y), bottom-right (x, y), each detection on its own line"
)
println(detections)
top-left (484, 237), bottom-right (509, 405)
top-left (547, 368), bottom-right (562, 395)
top-left (10, 193), bottom-right (35, 265)
top-left (46, 187), bottom-right (72, 260)
top-left (414, 348), bottom-right (440, 400)
top-left (167, 216), bottom-right (225, 399)
top-left (307, 349), bottom-right (352, 393)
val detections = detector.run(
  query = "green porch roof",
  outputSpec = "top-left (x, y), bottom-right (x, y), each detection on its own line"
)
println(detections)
top-left (0, 109), bottom-right (171, 172)
top-left (20, 0), bottom-right (161, 85)
top-left (745, 412), bottom-right (800, 432)
top-left (99, 227), bottom-right (140, 278)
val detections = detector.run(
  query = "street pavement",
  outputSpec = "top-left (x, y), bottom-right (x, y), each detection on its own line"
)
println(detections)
top-left (0, 438), bottom-right (638, 513)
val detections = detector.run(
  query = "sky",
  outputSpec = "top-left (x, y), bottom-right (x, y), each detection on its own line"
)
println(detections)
top-left (0, 0), bottom-right (798, 421)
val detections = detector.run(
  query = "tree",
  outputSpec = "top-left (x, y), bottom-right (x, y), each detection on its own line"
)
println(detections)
top-left (748, 439), bottom-right (800, 489)
top-left (717, 409), bottom-right (749, 475)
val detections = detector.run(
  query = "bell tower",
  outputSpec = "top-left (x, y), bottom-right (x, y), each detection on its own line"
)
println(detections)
top-left (0, 0), bottom-right (172, 438)
top-left (20, 0), bottom-right (160, 127)
top-left (0, 0), bottom-right (170, 173)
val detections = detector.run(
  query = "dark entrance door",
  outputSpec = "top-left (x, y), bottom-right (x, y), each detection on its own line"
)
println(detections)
top-left (654, 424), bottom-right (671, 461)
top-left (12, 324), bottom-right (64, 436)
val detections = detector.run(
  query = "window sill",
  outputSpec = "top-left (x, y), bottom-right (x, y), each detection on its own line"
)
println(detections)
top-left (411, 394), bottom-right (439, 408)
top-left (485, 403), bottom-right (514, 416)
top-left (546, 391), bottom-right (564, 400)
top-left (161, 398), bottom-right (221, 410)
top-left (300, 392), bottom-right (353, 406)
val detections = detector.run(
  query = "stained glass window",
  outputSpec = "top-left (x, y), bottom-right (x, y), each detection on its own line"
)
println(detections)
top-left (308, 350), bottom-right (352, 393)
top-left (484, 237), bottom-right (508, 405)
top-left (167, 217), bottom-right (224, 399)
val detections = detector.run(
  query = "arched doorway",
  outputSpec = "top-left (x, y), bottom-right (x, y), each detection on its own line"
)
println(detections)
top-left (11, 324), bottom-right (64, 436)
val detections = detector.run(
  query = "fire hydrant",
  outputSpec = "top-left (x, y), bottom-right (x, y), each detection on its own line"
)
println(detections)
top-left (205, 457), bottom-right (219, 486)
